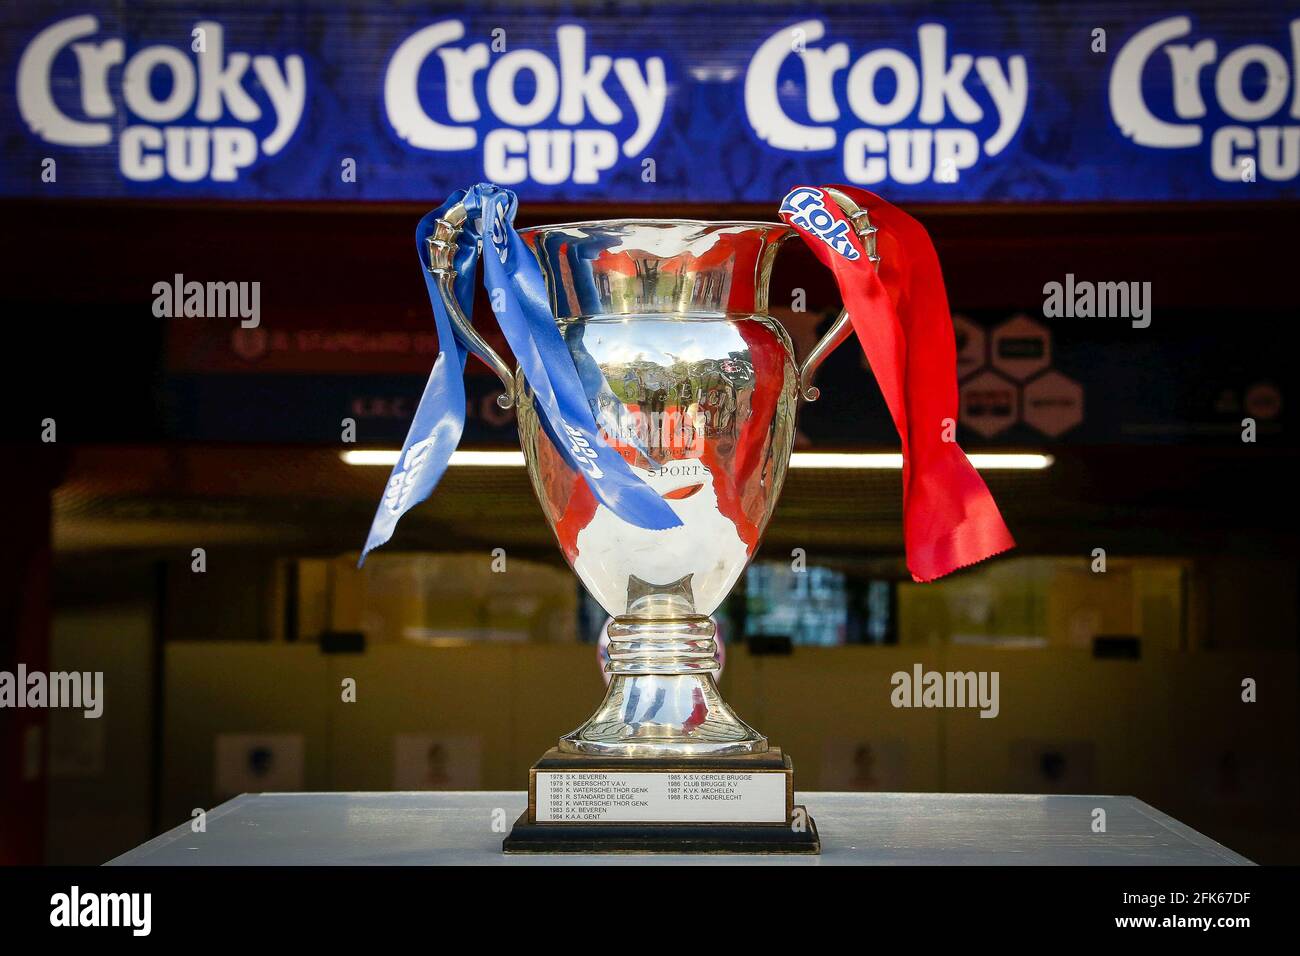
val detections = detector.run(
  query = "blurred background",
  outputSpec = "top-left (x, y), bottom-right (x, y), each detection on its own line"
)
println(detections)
top-left (1, 0), bottom-right (1296, 864)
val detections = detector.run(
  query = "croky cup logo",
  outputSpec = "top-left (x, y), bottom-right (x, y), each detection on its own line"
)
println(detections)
top-left (384, 437), bottom-right (436, 515)
top-left (780, 187), bottom-right (861, 260)
top-left (16, 16), bottom-right (305, 183)
top-left (487, 198), bottom-right (511, 265)
top-left (747, 21), bottom-right (1027, 186)
top-left (384, 20), bottom-right (666, 186)
top-left (562, 422), bottom-right (605, 480)
top-left (1109, 15), bottom-right (1300, 183)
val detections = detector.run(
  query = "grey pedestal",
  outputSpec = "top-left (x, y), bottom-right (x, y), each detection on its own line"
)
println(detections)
top-left (108, 791), bottom-right (1252, 866)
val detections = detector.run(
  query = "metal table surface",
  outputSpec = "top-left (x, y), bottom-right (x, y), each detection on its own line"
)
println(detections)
top-left (108, 791), bottom-right (1253, 866)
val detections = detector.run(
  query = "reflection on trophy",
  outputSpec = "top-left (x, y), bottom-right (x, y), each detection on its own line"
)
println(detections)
top-left (428, 191), bottom-right (878, 852)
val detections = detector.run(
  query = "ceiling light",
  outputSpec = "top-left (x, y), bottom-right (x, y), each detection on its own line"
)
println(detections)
top-left (342, 450), bottom-right (1053, 470)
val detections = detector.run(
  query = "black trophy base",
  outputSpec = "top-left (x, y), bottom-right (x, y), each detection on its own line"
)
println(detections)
top-left (503, 807), bottom-right (821, 854)
top-left (503, 746), bottom-right (820, 855)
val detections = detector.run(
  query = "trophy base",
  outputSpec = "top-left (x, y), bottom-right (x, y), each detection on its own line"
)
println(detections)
top-left (503, 746), bottom-right (820, 855)
top-left (502, 809), bottom-right (820, 855)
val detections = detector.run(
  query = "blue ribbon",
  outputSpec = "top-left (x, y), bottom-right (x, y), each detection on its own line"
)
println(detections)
top-left (361, 184), bottom-right (681, 564)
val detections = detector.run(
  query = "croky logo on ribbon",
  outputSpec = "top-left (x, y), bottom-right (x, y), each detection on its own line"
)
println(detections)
top-left (779, 187), bottom-right (862, 260)
top-left (487, 197), bottom-right (512, 265)
top-left (383, 437), bottom-right (436, 516)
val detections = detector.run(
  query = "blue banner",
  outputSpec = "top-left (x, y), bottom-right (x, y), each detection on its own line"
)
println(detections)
top-left (3, 1), bottom-right (1298, 202)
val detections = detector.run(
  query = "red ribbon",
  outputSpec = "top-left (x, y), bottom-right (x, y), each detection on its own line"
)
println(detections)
top-left (780, 184), bottom-right (1015, 582)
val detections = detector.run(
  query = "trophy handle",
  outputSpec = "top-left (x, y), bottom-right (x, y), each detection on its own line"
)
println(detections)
top-left (796, 187), bottom-right (881, 402)
top-left (426, 201), bottom-right (517, 410)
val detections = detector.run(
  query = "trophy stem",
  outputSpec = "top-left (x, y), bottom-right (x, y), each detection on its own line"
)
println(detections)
top-left (559, 616), bottom-right (768, 757)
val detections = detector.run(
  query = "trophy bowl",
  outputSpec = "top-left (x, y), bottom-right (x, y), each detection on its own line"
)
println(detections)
top-left (516, 218), bottom-right (796, 757)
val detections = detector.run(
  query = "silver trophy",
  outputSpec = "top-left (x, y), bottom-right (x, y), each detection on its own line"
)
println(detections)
top-left (428, 192), bottom-right (878, 850)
